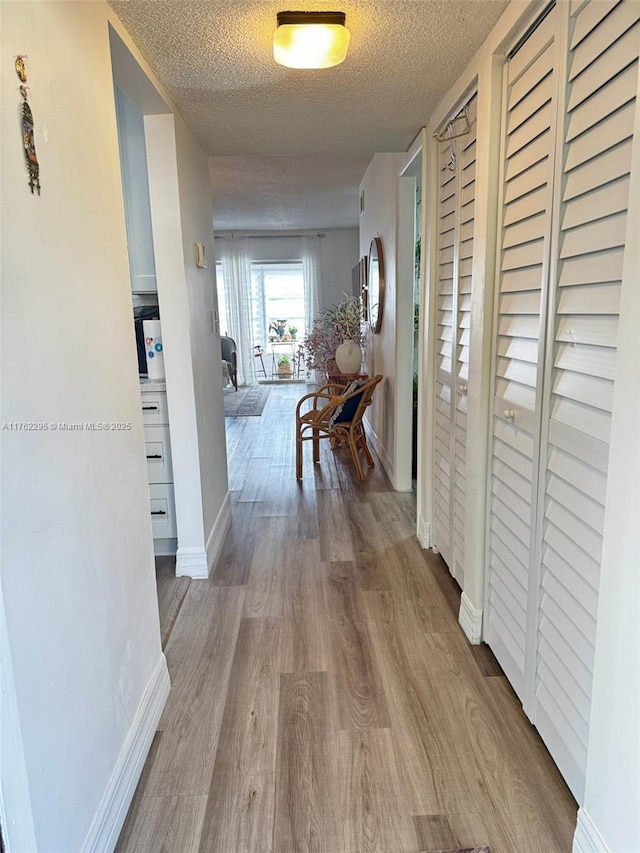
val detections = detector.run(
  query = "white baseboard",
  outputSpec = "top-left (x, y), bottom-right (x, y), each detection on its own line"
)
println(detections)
top-left (176, 546), bottom-right (208, 579)
top-left (573, 808), bottom-right (611, 853)
top-left (206, 491), bottom-right (231, 574)
top-left (459, 592), bottom-right (483, 645)
top-left (81, 655), bottom-right (170, 853)
top-left (417, 515), bottom-right (431, 548)
top-left (364, 417), bottom-right (395, 485)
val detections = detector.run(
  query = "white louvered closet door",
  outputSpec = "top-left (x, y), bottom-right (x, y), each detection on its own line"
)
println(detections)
top-left (433, 94), bottom-right (477, 585)
top-left (534, 0), bottom-right (640, 801)
top-left (453, 94), bottom-right (478, 586)
top-left (486, 4), bottom-right (561, 700)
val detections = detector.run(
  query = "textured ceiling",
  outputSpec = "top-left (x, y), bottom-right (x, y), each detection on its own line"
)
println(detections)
top-left (109, 0), bottom-right (509, 229)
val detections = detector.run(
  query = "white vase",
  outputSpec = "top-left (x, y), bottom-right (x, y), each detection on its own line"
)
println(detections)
top-left (335, 339), bottom-right (362, 374)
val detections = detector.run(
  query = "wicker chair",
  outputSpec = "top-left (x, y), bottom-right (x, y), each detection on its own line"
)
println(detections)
top-left (295, 375), bottom-right (382, 480)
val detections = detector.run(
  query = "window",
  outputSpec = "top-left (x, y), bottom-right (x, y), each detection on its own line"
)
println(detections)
top-left (215, 260), bottom-right (306, 348)
top-left (251, 262), bottom-right (305, 347)
top-left (215, 263), bottom-right (229, 337)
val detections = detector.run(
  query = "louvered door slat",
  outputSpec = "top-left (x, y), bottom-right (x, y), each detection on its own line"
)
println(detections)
top-left (533, 0), bottom-right (639, 801)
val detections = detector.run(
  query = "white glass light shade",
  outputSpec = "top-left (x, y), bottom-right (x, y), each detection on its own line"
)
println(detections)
top-left (273, 14), bottom-right (350, 69)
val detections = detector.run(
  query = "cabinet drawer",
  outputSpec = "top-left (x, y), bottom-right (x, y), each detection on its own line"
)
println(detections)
top-left (144, 425), bottom-right (173, 484)
top-left (149, 483), bottom-right (177, 538)
top-left (141, 391), bottom-right (169, 425)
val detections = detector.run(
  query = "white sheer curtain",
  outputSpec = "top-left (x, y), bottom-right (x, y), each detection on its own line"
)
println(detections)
top-left (219, 237), bottom-right (255, 386)
top-left (302, 234), bottom-right (321, 335)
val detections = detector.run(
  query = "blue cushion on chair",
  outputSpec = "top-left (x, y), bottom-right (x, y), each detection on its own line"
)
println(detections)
top-left (328, 380), bottom-right (367, 427)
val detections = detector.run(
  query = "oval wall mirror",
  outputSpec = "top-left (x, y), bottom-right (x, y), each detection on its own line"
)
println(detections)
top-left (368, 236), bottom-right (385, 334)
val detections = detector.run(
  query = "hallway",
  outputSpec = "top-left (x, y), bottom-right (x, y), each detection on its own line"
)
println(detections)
top-left (117, 384), bottom-right (577, 853)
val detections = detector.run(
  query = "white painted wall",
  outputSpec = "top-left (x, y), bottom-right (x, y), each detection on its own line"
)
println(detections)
top-left (174, 118), bottom-right (228, 544)
top-left (0, 3), bottom-right (165, 850)
top-left (215, 228), bottom-right (359, 312)
top-left (112, 25), bottom-right (229, 580)
top-left (359, 154), bottom-right (407, 486)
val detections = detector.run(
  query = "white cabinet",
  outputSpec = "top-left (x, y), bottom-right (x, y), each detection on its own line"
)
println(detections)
top-left (141, 385), bottom-right (176, 543)
top-left (485, 0), bottom-right (639, 802)
top-left (114, 85), bottom-right (157, 293)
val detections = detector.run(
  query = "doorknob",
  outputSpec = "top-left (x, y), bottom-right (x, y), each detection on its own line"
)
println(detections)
top-left (504, 409), bottom-right (516, 420)
top-left (459, 384), bottom-right (467, 393)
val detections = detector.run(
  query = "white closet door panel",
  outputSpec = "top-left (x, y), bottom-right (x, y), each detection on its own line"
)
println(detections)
top-left (546, 499), bottom-right (603, 558)
top-left (434, 91), bottom-right (477, 582)
top-left (562, 176), bottom-right (630, 229)
top-left (462, 141), bottom-right (477, 170)
top-left (502, 213), bottom-right (547, 248)
top-left (499, 314), bottom-right (539, 340)
top-left (536, 678), bottom-right (588, 767)
top-left (558, 246), bottom-right (624, 284)
top-left (500, 266), bottom-right (547, 294)
top-left (552, 368), bottom-right (614, 412)
top-left (487, 3), bottom-right (559, 707)
top-left (560, 211), bottom-right (627, 257)
top-left (505, 158), bottom-right (549, 203)
top-left (505, 128), bottom-right (553, 181)
top-left (492, 461), bottom-right (533, 509)
top-left (492, 537), bottom-right (529, 600)
top-left (508, 6), bottom-right (557, 82)
top-left (493, 475), bottom-right (531, 524)
top-left (493, 495), bottom-right (531, 548)
top-left (542, 544), bottom-right (599, 617)
top-left (555, 342), bottom-right (616, 380)
top-left (539, 617), bottom-right (592, 696)
top-left (502, 237), bottom-right (543, 270)
top-left (509, 75), bottom-right (554, 137)
top-left (538, 648), bottom-right (589, 732)
top-left (497, 335), bottom-right (539, 364)
top-left (563, 138), bottom-right (633, 199)
top-left (535, 1), bottom-right (636, 796)
top-left (503, 188), bottom-right (547, 228)
top-left (565, 100), bottom-right (635, 169)
top-left (570, 0), bottom-right (639, 78)
top-left (550, 397), bottom-right (611, 443)
top-left (510, 45), bottom-right (554, 109)
top-left (539, 596), bottom-right (595, 678)
top-left (507, 101), bottom-right (554, 158)
top-left (440, 244), bottom-right (455, 264)
top-left (556, 315), bottom-right (619, 347)
top-left (570, 0), bottom-right (623, 48)
top-left (567, 23), bottom-right (639, 110)
top-left (547, 422), bottom-right (610, 481)
top-left (566, 62), bottom-right (637, 141)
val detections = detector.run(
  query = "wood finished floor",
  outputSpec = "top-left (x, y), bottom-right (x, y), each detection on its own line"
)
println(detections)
top-left (117, 384), bottom-right (577, 853)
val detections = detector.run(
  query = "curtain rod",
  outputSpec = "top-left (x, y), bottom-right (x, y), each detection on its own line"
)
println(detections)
top-left (215, 231), bottom-right (326, 239)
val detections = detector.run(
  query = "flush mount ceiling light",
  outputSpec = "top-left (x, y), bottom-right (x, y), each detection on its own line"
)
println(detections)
top-left (273, 11), bottom-right (350, 69)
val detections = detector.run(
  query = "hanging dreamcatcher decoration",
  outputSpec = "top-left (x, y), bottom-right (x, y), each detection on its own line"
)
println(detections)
top-left (15, 56), bottom-right (41, 195)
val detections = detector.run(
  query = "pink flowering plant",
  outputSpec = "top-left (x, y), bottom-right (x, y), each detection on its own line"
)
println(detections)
top-left (303, 295), bottom-right (365, 373)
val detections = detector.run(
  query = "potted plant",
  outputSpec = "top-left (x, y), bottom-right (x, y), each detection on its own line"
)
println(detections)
top-left (303, 295), bottom-right (365, 375)
top-left (276, 353), bottom-right (293, 377)
top-left (288, 325), bottom-right (298, 340)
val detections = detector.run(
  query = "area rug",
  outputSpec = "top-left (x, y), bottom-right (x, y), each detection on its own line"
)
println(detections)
top-left (223, 384), bottom-right (270, 417)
